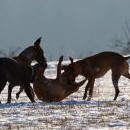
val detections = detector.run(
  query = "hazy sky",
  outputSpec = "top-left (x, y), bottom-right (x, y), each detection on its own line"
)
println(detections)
top-left (0, 0), bottom-right (130, 60)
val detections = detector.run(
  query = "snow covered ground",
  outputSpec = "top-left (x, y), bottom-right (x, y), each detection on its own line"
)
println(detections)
top-left (0, 60), bottom-right (130, 130)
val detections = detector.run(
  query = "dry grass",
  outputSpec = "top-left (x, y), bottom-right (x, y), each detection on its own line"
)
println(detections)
top-left (0, 70), bottom-right (130, 130)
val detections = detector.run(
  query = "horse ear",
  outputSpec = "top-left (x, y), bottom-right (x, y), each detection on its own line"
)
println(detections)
top-left (34, 37), bottom-right (42, 48)
top-left (69, 57), bottom-right (74, 64)
top-left (59, 55), bottom-right (63, 62)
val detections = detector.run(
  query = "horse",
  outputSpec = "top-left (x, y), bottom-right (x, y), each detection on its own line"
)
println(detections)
top-left (0, 58), bottom-right (36, 103)
top-left (33, 56), bottom-right (86, 102)
top-left (62, 52), bottom-right (130, 101)
top-left (6, 37), bottom-right (47, 103)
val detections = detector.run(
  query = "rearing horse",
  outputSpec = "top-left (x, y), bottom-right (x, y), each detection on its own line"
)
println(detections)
top-left (7, 37), bottom-right (47, 103)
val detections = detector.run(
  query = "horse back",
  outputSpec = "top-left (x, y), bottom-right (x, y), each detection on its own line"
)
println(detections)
top-left (0, 57), bottom-right (31, 83)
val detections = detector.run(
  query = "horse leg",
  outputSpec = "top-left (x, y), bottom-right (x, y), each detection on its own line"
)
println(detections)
top-left (16, 86), bottom-right (24, 100)
top-left (30, 86), bottom-right (35, 99)
top-left (7, 84), bottom-right (15, 103)
top-left (112, 74), bottom-right (120, 100)
top-left (23, 83), bottom-right (35, 102)
top-left (0, 80), bottom-right (7, 93)
top-left (16, 85), bottom-right (35, 100)
top-left (88, 79), bottom-right (95, 101)
top-left (83, 79), bottom-right (95, 100)
top-left (0, 80), bottom-right (7, 103)
top-left (56, 56), bottom-right (63, 82)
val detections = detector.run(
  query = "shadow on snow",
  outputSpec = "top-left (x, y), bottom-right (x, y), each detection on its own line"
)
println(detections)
top-left (0, 99), bottom-right (127, 109)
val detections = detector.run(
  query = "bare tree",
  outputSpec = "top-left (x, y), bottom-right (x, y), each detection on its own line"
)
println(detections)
top-left (111, 20), bottom-right (130, 55)
top-left (0, 46), bottom-right (21, 58)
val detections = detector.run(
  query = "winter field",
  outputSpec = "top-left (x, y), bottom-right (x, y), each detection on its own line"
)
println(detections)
top-left (0, 60), bottom-right (130, 130)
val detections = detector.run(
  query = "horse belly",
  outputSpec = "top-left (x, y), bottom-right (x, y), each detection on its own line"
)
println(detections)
top-left (34, 82), bottom-right (65, 102)
top-left (95, 69), bottom-right (109, 78)
top-left (45, 86), bottom-right (66, 102)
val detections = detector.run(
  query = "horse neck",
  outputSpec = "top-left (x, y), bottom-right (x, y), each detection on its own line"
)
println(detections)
top-left (14, 55), bottom-right (32, 65)
top-left (34, 65), bottom-right (46, 80)
top-left (14, 47), bottom-right (34, 65)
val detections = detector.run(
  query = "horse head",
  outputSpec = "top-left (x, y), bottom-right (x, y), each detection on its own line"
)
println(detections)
top-left (18, 37), bottom-right (47, 67)
top-left (33, 37), bottom-right (47, 64)
top-left (61, 57), bottom-right (76, 84)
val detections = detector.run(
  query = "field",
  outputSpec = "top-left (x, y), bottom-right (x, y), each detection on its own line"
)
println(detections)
top-left (0, 61), bottom-right (130, 130)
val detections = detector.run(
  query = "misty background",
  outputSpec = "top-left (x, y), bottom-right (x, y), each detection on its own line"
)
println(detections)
top-left (0, 0), bottom-right (130, 60)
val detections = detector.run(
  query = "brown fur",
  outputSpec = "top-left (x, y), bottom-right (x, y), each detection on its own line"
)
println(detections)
top-left (0, 58), bottom-right (36, 103)
top-left (62, 52), bottom-right (130, 101)
top-left (33, 56), bottom-right (86, 102)
top-left (7, 37), bottom-right (47, 103)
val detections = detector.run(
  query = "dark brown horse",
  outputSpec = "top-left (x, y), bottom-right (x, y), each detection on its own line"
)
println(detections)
top-left (13, 37), bottom-right (46, 65)
top-left (62, 52), bottom-right (130, 101)
top-left (0, 58), bottom-right (36, 103)
top-left (7, 37), bottom-right (47, 103)
top-left (33, 56), bottom-right (86, 102)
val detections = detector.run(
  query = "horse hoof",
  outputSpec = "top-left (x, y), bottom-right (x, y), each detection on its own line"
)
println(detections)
top-left (83, 97), bottom-right (86, 100)
top-left (87, 98), bottom-right (91, 101)
top-left (16, 94), bottom-right (19, 100)
top-left (7, 100), bottom-right (11, 103)
top-left (83, 95), bottom-right (87, 100)
top-left (87, 96), bottom-right (92, 101)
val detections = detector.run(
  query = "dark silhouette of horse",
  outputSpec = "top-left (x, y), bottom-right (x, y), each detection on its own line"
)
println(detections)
top-left (33, 56), bottom-right (86, 102)
top-left (62, 52), bottom-right (130, 101)
top-left (13, 37), bottom-right (46, 65)
top-left (4, 37), bottom-right (47, 103)
top-left (0, 58), bottom-right (36, 103)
